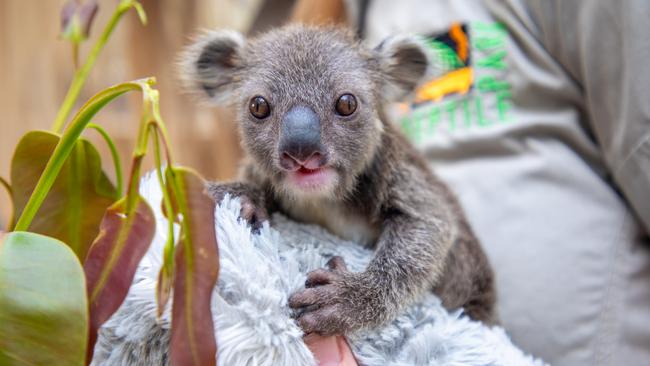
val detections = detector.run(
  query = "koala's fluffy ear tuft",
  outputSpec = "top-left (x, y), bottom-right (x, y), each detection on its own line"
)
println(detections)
top-left (178, 30), bottom-right (246, 104)
top-left (373, 35), bottom-right (433, 101)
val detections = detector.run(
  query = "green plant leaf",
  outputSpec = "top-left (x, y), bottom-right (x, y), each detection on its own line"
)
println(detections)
top-left (0, 231), bottom-right (88, 365)
top-left (10, 131), bottom-right (118, 261)
top-left (87, 123), bottom-right (123, 197)
top-left (0, 177), bottom-right (14, 230)
top-left (15, 79), bottom-right (151, 233)
top-left (166, 167), bottom-right (219, 366)
top-left (83, 195), bottom-right (155, 363)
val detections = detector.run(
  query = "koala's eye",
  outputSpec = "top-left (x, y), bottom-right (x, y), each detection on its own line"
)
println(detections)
top-left (249, 96), bottom-right (270, 119)
top-left (335, 94), bottom-right (357, 116)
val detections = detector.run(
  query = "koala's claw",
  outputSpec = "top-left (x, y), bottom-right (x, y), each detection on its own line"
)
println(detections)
top-left (304, 256), bottom-right (348, 287)
top-left (289, 256), bottom-right (357, 335)
top-left (296, 305), bottom-right (343, 335)
top-left (207, 182), bottom-right (268, 232)
top-left (288, 286), bottom-right (330, 308)
top-left (326, 256), bottom-right (348, 271)
top-left (238, 196), bottom-right (268, 232)
top-left (304, 269), bottom-right (336, 287)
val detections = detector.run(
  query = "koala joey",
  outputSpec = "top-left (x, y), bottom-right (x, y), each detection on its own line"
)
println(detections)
top-left (180, 25), bottom-right (496, 335)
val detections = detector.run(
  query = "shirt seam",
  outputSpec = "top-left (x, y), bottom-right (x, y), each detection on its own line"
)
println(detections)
top-left (614, 132), bottom-right (650, 176)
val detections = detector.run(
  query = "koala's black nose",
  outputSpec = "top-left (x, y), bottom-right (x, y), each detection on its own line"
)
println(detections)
top-left (279, 105), bottom-right (325, 170)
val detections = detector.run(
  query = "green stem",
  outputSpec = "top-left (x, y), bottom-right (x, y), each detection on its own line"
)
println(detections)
top-left (148, 91), bottom-right (174, 165)
top-left (123, 153), bottom-right (145, 214)
top-left (151, 126), bottom-right (176, 294)
top-left (138, 99), bottom-right (177, 317)
top-left (123, 81), bottom-right (172, 213)
top-left (87, 122), bottom-right (123, 197)
top-left (124, 95), bottom-right (154, 213)
top-left (51, 0), bottom-right (146, 133)
top-left (14, 80), bottom-right (151, 232)
top-left (122, 93), bottom-right (154, 215)
top-left (166, 168), bottom-right (192, 266)
top-left (151, 125), bottom-right (175, 237)
top-left (0, 176), bottom-right (12, 200)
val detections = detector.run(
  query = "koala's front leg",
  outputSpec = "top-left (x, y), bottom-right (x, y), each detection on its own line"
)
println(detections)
top-left (289, 213), bottom-right (453, 335)
top-left (207, 181), bottom-right (269, 232)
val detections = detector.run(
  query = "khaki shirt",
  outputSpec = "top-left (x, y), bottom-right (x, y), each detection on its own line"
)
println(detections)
top-left (346, 1), bottom-right (650, 365)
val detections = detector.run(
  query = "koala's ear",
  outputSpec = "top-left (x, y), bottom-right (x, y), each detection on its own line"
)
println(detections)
top-left (373, 35), bottom-right (432, 101)
top-left (179, 30), bottom-right (246, 104)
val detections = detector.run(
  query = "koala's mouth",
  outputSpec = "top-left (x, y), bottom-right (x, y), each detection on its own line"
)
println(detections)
top-left (279, 150), bottom-right (336, 192)
top-left (286, 165), bottom-right (337, 191)
top-left (297, 166), bottom-right (320, 174)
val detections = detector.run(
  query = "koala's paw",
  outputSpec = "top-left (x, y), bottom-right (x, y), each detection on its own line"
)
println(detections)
top-left (238, 195), bottom-right (268, 232)
top-left (207, 182), bottom-right (268, 232)
top-left (288, 256), bottom-right (370, 336)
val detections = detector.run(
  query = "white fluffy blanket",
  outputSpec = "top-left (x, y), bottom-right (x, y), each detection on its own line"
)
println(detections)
top-left (92, 174), bottom-right (547, 366)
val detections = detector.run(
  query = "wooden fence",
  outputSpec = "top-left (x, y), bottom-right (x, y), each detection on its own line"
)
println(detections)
top-left (0, 0), bottom-right (295, 228)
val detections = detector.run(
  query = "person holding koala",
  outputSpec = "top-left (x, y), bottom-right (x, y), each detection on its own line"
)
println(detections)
top-left (289, 1), bottom-right (650, 366)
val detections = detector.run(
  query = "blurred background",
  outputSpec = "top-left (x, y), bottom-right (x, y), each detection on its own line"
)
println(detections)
top-left (0, 0), bottom-right (324, 229)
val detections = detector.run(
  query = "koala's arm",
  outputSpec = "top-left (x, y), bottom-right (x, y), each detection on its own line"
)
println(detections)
top-left (353, 163), bottom-right (457, 321)
top-left (290, 163), bottom-right (457, 334)
top-left (363, 182), bottom-right (455, 324)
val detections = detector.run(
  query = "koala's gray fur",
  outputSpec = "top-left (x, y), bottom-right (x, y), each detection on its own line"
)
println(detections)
top-left (180, 25), bottom-right (496, 335)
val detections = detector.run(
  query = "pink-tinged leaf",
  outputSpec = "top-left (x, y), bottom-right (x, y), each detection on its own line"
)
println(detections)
top-left (156, 256), bottom-right (173, 318)
top-left (83, 196), bottom-right (155, 363)
top-left (156, 184), bottom-right (176, 318)
top-left (167, 167), bottom-right (219, 366)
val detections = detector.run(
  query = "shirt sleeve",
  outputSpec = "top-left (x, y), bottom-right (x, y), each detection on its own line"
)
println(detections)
top-left (500, 0), bottom-right (650, 233)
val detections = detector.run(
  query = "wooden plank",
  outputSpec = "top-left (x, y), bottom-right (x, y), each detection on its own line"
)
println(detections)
top-left (0, 0), bottom-right (274, 228)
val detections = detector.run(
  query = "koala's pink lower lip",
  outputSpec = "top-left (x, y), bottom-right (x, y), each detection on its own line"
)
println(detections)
top-left (288, 166), bottom-right (336, 190)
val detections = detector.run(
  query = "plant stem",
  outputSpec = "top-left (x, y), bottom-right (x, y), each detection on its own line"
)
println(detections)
top-left (87, 123), bottom-right (123, 197)
top-left (0, 177), bottom-right (12, 200)
top-left (51, 0), bottom-right (146, 133)
top-left (151, 126), bottom-right (175, 240)
top-left (122, 80), bottom-right (174, 214)
top-left (151, 127), bottom-right (176, 313)
top-left (14, 80), bottom-right (149, 232)
top-left (166, 168), bottom-right (192, 267)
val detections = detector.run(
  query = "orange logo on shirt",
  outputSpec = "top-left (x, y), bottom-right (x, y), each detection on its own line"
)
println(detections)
top-left (415, 23), bottom-right (474, 103)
